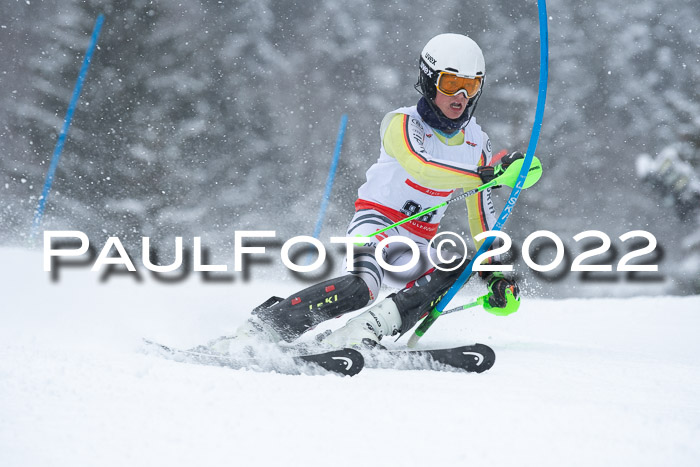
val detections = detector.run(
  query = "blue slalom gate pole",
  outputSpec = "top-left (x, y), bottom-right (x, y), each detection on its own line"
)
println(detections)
top-left (408, 0), bottom-right (548, 346)
top-left (304, 114), bottom-right (347, 265)
top-left (29, 14), bottom-right (105, 242)
top-left (311, 113), bottom-right (348, 240)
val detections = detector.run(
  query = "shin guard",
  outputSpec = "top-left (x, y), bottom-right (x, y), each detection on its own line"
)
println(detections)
top-left (391, 260), bottom-right (470, 335)
top-left (255, 275), bottom-right (371, 342)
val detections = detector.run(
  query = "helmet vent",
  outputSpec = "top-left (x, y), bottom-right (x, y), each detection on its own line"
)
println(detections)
top-left (444, 67), bottom-right (459, 72)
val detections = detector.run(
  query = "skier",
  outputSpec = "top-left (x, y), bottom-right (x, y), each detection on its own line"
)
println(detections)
top-left (222, 33), bottom-right (521, 352)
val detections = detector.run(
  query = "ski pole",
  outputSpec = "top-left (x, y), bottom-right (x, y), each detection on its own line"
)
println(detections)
top-left (366, 157), bottom-right (542, 238)
top-left (440, 294), bottom-right (489, 315)
top-left (407, 289), bottom-right (520, 347)
top-left (441, 290), bottom-right (520, 317)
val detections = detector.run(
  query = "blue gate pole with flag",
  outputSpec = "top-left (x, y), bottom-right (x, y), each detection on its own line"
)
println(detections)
top-left (311, 114), bottom-right (348, 240)
top-left (304, 114), bottom-right (348, 265)
top-left (407, 0), bottom-right (549, 346)
top-left (29, 14), bottom-right (105, 242)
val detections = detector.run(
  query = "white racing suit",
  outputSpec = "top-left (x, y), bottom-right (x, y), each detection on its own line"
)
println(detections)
top-left (256, 106), bottom-right (498, 341)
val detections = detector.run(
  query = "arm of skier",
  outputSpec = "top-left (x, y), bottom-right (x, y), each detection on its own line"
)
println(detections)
top-left (466, 189), bottom-right (498, 250)
top-left (470, 185), bottom-right (520, 311)
top-left (381, 113), bottom-right (482, 189)
top-left (469, 133), bottom-right (520, 310)
top-left (466, 135), bottom-right (498, 251)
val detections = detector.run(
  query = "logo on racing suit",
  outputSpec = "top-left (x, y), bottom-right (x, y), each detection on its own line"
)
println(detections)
top-left (401, 200), bottom-right (435, 223)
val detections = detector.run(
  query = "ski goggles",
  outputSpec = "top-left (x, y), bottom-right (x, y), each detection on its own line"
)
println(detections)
top-left (436, 71), bottom-right (482, 98)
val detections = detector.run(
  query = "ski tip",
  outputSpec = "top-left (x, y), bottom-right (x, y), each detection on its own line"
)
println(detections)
top-left (339, 348), bottom-right (365, 376)
top-left (142, 338), bottom-right (169, 352)
top-left (298, 348), bottom-right (365, 376)
top-left (329, 348), bottom-right (365, 377)
top-left (462, 343), bottom-right (496, 373)
top-left (413, 343), bottom-right (496, 373)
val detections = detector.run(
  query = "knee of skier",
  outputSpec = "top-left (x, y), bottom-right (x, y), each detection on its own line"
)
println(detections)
top-left (428, 248), bottom-right (466, 272)
top-left (254, 274), bottom-right (374, 342)
top-left (391, 257), bottom-right (470, 334)
top-left (346, 273), bottom-right (380, 307)
top-left (343, 245), bottom-right (384, 305)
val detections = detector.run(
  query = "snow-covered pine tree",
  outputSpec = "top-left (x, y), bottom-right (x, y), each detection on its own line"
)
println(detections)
top-left (7, 0), bottom-right (288, 253)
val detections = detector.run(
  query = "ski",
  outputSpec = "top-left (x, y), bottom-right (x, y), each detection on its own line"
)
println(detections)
top-left (143, 339), bottom-right (364, 377)
top-left (366, 343), bottom-right (496, 373)
top-left (295, 348), bottom-right (364, 376)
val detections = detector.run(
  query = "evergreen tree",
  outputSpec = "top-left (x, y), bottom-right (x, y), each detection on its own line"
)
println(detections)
top-left (2, 0), bottom-right (699, 294)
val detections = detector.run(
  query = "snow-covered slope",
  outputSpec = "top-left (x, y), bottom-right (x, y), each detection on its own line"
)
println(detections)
top-left (1, 247), bottom-right (699, 466)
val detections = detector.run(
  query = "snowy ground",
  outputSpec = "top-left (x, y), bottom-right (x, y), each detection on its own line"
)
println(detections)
top-left (1, 247), bottom-right (699, 466)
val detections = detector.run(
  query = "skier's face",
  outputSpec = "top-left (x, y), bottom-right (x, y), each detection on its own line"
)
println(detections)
top-left (434, 91), bottom-right (469, 120)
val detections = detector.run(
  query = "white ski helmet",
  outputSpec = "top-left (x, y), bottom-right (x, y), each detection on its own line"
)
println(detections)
top-left (416, 33), bottom-right (486, 101)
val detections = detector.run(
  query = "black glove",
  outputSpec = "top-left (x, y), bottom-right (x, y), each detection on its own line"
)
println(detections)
top-left (494, 151), bottom-right (525, 177)
top-left (477, 165), bottom-right (496, 184)
top-left (483, 271), bottom-right (520, 308)
top-left (501, 151), bottom-right (525, 167)
top-left (479, 151), bottom-right (525, 183)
